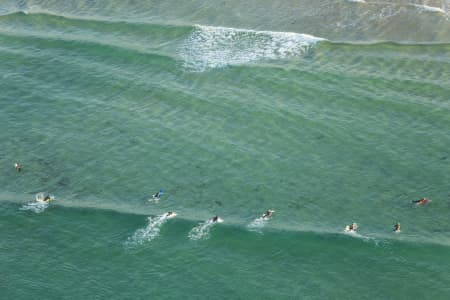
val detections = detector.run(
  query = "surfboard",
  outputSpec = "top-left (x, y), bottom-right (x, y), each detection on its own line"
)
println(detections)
top-left (344, 225), bottom-right (357, 233)
top-left (35, 193), bottom-right (54, 203)
top-left (261, 210), bottom-right (275, 219)
top-left (209, 217), bottom-right (224, 223)
top-left (149, 194), bottom-right (161, 202)
top-left (416, 199), bottom-right (429, 205)
top-left (165, 212), bottom-right (177, 219)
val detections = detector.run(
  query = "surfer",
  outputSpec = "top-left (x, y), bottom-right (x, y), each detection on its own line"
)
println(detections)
top-left (393, 223), bottom-right (401, 233)
top-left (345, 222), bottom-right (358, 232)
top-left (153, 189), bottom-right (164, 199)
top-left (36, 194), bottom-right (52, 203)
top-left (15, 162), bottom-right (21, 172)
top-left (261, 210), bottom-right (274, 219)
top-left (412, 197), bottom-right (429, 205)
top-left (211, 215), bottom-right (221, 223)
top-left (166, 211), bottom-right (175, 217)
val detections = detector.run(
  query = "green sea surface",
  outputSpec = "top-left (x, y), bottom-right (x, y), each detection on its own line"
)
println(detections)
top-left (1, 1), bottom-right (450, 299)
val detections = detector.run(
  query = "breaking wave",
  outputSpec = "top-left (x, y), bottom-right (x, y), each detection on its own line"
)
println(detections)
top-left (179, 25), bottom-right (325, 71)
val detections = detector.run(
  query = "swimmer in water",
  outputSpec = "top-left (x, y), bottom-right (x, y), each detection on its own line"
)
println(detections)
top-left (412, 198), bottom-right (429, 205)
top-left (15, 162), bottom-right (21, 172)
top-left (393, 222), bottom-right (401, 233)
top-left (261, 210), bottom-right (274, 219)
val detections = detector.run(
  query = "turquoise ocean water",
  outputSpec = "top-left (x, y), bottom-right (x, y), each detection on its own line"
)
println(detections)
top-left (1, 0), bottom-right (450, 299)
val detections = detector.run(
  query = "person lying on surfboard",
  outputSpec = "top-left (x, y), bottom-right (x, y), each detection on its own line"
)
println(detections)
top-left (210, 215), bottom-right (223, 223)
top-left (38, 195), bottom-right (52, 203)
top-left (261, 210), bottom-right (274, 219)
top-left (345, 222), bottom-right (358, 232)
top-left (153, 189), bottom-right (164, 199)
top-left (412, 197), bottom-right (429, 205)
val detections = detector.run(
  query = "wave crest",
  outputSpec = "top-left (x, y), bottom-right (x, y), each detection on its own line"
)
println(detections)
top-left (179, 25), bottom-right (325, 71)
top-left (411, 4), bottom-right (446, 14)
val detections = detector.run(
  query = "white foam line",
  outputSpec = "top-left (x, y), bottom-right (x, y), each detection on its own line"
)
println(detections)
top-left (346, 0), bottom-right (366, 3)
top-left (346, 1), bottom-right (447, 15)
top-left (193, 24), bottom-right (326, 42)
top-left (180, 25), bottom-right (325, 71)
top-left (411, 4), bottom-right (446, 14)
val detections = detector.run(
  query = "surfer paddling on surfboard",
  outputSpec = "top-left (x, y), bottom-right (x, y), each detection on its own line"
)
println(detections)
top-left (261, 210), bottom-right (274, 219)
top-left (152, 189), bottom-right (164, 200)
top-left (164, 211), bottom-right (177, 218)
top-left (36, 193), bottom-right (53, 203)
top-left (412, 197), bottom-right (429, 205)
top-left (209, 215), bottom-right (223, 223)
top-left (345, 222), bottom-right (358, 233)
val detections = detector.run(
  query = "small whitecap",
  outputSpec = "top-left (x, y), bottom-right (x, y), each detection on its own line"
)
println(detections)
top-left (125, 214), bottom-right (172, 246)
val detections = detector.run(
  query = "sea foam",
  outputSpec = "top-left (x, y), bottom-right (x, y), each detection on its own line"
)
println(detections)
top-left (19, 201), bottom-right (49, 213)
top-left (188, 219), bottom-right (219, 240)
top-left (179, 25), bottom-right (325, 71)
top-left (19, 193), bottom-right (52, 213)
top-left (247, 217), bottom-right (267, 233)
top-left (125, 214), bottom-right (170, 246)
top-left (411, 4), bottom-right (446, 14)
